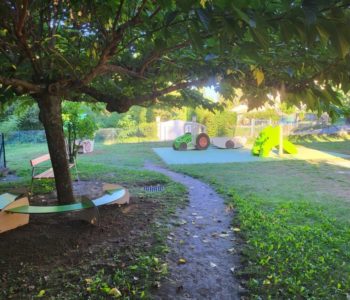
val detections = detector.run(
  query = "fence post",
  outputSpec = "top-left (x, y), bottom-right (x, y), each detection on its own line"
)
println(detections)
top-left (250, 119), bottom-right (255, 137)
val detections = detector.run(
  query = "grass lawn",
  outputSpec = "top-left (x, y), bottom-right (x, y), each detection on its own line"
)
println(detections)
top-left (172, 157), bottom-right (350, 299)
top-left (290, 134), bottom-right (350, 156)
top-left (1, 139), bottom-right (350, 298)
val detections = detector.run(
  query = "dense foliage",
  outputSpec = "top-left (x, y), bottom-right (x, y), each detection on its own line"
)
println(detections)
top-left (1, 0), bottom-right (350, 201)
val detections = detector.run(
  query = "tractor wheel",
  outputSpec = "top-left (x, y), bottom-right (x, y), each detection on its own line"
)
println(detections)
top-left (195, 133), bottom-right (210, 150)
top-left (179, 142), bottom-right (188, 151)
top-left (225, 140), bottom-right (235, 149)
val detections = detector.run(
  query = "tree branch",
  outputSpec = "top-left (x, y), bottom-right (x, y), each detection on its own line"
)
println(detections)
top-left (101, 64), bottom-right (146, 79)
top-left (80, 78), bottom-right (208, 112)
top-left (113, 0), bottom-right (125, 29)
top-left (0, 76), bottom-right (43, 93)
top-left (149, 6), bottom-right (161, 19)
top-left (12, 0), bottom-right (42, 76)
top-left (81, 0), bottom-right (148, 85)
top-left (15, 0), bottom-right (29, 37)
top-left (139, 41), bottom-right (191, 75)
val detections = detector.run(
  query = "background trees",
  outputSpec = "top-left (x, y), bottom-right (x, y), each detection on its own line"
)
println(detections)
top-left (1, 0), bottom-right (350, 203)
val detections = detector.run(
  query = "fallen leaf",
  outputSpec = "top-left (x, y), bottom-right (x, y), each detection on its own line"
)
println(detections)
top-left (219, 233), bottom-right (229, 238)
top-left (232, 227), bottom-right (241, 232)
top-left (210, 262), bottom-right (217, 268)
top-left (109, 287), bottom-right (122, 297)
top-left (37, 290), bottom-right (45, 298)
top-left (230, 267), bottom-right (235, 273)
top-left (178, 258), bottom-right (187, 264)
top-left (228, 248), bottom-right (236, 254)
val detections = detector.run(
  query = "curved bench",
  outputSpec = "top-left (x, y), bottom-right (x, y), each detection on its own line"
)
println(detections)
top-left (0, 184), bottom-right (129, 233)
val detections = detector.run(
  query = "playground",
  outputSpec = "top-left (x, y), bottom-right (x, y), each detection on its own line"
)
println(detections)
top-left (153, 144), bottom-right (350, 165)
top-left (1, 2), bottom-right (350, 299)
top-left (0, 136), bottom-right (349, 298)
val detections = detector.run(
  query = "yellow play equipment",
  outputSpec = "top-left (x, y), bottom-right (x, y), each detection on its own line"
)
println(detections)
top-left (252, 126), bottom-right (297, 157)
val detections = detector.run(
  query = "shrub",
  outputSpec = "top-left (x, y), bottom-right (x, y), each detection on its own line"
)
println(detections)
top-left (138, 122), bottom-right (158, 139)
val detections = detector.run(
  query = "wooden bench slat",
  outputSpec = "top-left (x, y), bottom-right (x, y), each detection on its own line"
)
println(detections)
top-left (33, 168), bottom-right (54, 179)
top-left (30, 154), bottom-right (50, 167)
top-left (33, 164), bottom-right (75, 179)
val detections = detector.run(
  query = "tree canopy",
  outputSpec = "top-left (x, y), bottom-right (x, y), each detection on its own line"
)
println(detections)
top-left (1, 0), bottom-right (350, 203)
top-left (0, 1), bottom-right (349, 111)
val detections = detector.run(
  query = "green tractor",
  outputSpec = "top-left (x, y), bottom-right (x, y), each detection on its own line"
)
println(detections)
top-left (172, 122), bottom-right (210, 151)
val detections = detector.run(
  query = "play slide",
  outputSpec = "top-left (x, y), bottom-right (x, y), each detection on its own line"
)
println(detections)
top-left (252, 126), bottom-right (297, 157)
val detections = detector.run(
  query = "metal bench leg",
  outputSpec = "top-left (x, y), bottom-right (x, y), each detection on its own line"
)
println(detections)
top-left (74, 164), bottom-right (79, 181)
top-left (30, 178), bottom-right (34, 197)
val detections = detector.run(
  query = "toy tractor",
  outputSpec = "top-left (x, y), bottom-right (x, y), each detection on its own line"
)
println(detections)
top-left (172, 122), bottom-right (210, 151)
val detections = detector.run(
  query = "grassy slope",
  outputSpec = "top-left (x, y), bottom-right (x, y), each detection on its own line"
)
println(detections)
top-left (172, 159), bottom-right (350, 299)
top-left (0, 141), bottom-right (186, 299)
top-left (290, 134), bottom-right (350, 155)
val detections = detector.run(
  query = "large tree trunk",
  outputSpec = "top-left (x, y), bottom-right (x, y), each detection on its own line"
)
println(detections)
top-left (37, 94), bottom-right (75, 204)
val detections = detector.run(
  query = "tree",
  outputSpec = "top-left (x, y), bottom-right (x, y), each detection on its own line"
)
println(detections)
top-left (1, 1), bottom-right (350, 203)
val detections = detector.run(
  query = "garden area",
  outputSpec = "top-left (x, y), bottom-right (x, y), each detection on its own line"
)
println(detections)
top-left (1, 1), bottom-right (350, 299)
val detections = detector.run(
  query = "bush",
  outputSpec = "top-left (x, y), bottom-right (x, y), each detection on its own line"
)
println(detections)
top-left (203, 110), bottom-right (237, 137)
top-left (116, 115), bottom-right (138, 140)
top-left (244, 108), bottom-right (280, 122)
top-left (0, 116), bottom-right (20, 137)
top-left (138, 122), bottom-right (157, 139)
top-left (95, 128), bottom-right (118, 142)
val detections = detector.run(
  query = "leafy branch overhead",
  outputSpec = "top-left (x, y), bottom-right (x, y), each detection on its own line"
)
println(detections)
top-left (0, 1), bottom-right (350, 112)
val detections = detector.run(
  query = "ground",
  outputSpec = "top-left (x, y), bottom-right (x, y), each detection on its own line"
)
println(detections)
top-left (0, 189), bottom-right (159, 299)
top-left (145, 163), bottom-right (241, 300)
top-left (0, 137), bottom-right (350, 299)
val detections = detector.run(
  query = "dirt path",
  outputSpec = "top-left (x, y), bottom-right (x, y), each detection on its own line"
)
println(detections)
top-left (145, 163), bottom-right (240, 300)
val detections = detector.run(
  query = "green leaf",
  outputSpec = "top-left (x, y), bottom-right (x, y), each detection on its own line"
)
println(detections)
top-left (36, 290), bottom-right (45, 298)
top-left (315, 24), bottom-right (330, 45)
top-left (165, 11), bottom-right (178, 26)
top-left (232, 5), bottom-right (250, 25)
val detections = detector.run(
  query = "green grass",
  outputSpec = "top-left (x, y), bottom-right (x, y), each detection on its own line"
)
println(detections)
top-left (0, 141), bottom-right (186, 299)
top-left (172, 160), bottom-right (350, 299)
top-left (2, 140), bottom-right (350, 298)
top-left (290, 133), bottom-right (350, 155)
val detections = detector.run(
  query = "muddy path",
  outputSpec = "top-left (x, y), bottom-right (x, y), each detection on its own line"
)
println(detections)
top-left (145, 163), bottom-right (240, 300)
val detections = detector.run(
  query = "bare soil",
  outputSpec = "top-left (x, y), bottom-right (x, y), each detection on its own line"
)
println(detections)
top-left (145, 163), bottom-right (241, 300)
top-left (0, 181), bottom-right (159, 299)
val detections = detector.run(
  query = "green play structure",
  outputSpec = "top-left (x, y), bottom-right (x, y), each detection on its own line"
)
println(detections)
top-left (252, 126), bottom-right (297, 157)
top-left (173, 122), bottom-right (210, 151)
